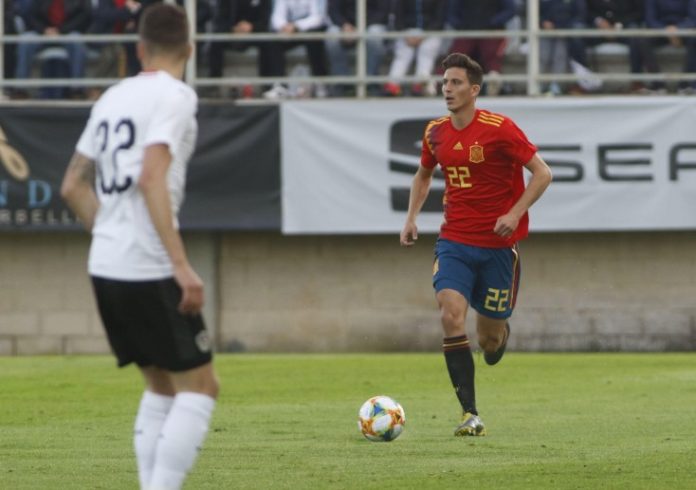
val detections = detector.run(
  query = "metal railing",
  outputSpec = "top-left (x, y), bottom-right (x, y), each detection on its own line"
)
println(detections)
top-left (1, 0), bottom-right (696, 98)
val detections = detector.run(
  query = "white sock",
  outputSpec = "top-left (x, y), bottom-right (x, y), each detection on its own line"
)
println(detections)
top-left (148, 392), bottom-right (216, 490)
top-left (134, 391), bottom-right (174, 490)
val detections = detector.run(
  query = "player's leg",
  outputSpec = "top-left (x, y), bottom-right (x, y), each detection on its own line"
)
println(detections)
top-left (89, 277), bottom-right (174, 488)
top-left (437, 289), bottom-right (483, 434)
top-left (433, 239), bottom-right (485, 436)
top-left (477, 314), bottom-right (510, 365)
top-left (438, 288), bottom-right (476, 412)
top-left (134, 366), bottom-right (176, 490)
top-left (471, 245), bottom-right (520, 366)
top-left (119, 277), bottom-right (216, 490)
top-left (148, 363), bottom-right (218, 490)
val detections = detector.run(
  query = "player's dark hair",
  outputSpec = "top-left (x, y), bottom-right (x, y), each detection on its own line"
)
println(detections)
top-left (442, 53), bottom-right (484, 87)
top-left (139, 3), bottom-right (189, 59)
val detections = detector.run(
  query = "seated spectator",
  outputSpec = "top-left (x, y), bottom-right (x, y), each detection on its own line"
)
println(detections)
top-left (87, 0), bottom-right (141, 98)
top-left (3, 0), bottom-right (19, 99)
top-left (445, 0), bottom-right (517, 96)
top-left (324, 0), bottom-right (393, 96)
top-left (263, 0), bottom-right (329, 99)
top-left (577, 0), bottom-right (653, 93)
top-left (644, 0), bottom-right (696, 93)
top-left (15, 0), bottom-right (92, 98)
top-left (208, 0), bottom-right (272, 98)
top-left (384, 0), bottom-right (445, 97)
top-left (540, 0), bottom-right (587, 95)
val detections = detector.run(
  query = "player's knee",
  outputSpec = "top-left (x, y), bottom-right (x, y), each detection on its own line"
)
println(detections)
top-left (440, 306), bottom-right (464, 331)
top-left (479, 333), bottom-right (503, 353)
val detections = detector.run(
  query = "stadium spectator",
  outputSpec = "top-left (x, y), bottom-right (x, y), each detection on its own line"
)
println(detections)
top-left (399, 52), bottom-right (552, 437)
top-left (60, 5), bottom-right (219, 490)
top-left (208, 0), bottom-right (273, 99)
top-left (2, 1), bottom-right (18, 99)
top-left (87, 0), bottom-right (142, 98)
top-left (539, 0), bottom-right (587, 95)
top-left (325, 0), bottom-right (393, 96)
top-left (643, 0), bottom-right (696, 93)
top-left (263, 0), bottom-right (330, 99)
top-left (577, 0), bottom-right (654, 93)
top-left (5, 0), bottom-right (33, 98)
top-left (445, 0), bottom-right (517, 96)
top-left (383, 0), bottom-right (445, 97)
top-left (14, 0), bottom-right (92, 98)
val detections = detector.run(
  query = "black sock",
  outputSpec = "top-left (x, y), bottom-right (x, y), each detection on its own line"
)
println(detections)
top-left (443, 335), bottom-right (477, 415)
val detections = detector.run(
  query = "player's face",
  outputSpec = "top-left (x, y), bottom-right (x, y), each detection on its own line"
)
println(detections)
top-left (442, 67), bottom-right (480, 112)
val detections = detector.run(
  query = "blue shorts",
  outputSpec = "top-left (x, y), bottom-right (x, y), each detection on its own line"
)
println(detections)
top-left (433, 238), bottom-right (521, 319)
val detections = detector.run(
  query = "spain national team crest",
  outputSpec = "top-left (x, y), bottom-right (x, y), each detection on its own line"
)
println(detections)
top-left (469, 144), bottom-right (484, 163)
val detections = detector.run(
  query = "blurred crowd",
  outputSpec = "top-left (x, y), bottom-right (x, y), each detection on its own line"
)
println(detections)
top-left (2, 0), bottom-right (696, 100)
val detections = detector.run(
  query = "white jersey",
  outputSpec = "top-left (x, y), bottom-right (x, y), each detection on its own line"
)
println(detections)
top-left (76, 70), bottom-right (198, 280)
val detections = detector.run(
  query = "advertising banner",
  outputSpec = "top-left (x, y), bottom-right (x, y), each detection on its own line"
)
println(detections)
top-left (281, 98), bottom-right (696, 233)
top-left (0, 103), bottom-right (280, 231)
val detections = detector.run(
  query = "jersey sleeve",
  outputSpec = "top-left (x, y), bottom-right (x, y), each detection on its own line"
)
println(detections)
top-left (420, 122), bottom-right (438, 169)
top-left (501, 118), bottom-right (537, 166)
top-left (143, 85), bottom-right (197, 156)
top-left (75, 105), bottom-right (99, 159)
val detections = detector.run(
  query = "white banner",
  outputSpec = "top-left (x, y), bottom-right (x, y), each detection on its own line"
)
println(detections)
top-left (281, 97), bottom-right (696, 234)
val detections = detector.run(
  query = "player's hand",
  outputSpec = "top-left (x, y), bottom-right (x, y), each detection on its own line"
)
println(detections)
top-left (174, 263), bottom-right (204, 315)
top-left (400, 222), bottom-right (418, 247)
top-left (494, 213), bottom-right (520, 238)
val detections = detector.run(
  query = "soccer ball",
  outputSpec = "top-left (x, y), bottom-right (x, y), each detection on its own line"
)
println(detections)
top-left (358, 395), bottom-right (406, 442)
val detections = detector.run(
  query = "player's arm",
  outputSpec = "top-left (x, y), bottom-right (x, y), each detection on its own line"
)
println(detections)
top-left (139, 144), bottom-right (203, 315)
top-left (494, 153), bottom-right (553, 238)
top-left (400, 165), bottom-right (435, 246)
top-left (60, 152), bottom-right (99, 231)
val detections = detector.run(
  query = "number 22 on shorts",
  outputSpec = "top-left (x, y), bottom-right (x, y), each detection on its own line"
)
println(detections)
top-left (484, 288), bottom-right (510, 312)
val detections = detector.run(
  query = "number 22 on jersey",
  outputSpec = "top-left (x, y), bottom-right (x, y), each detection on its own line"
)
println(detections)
top-left (96, 118), bottom-right (135, 194)
top-left (446, 166), bottom-right (472, 188)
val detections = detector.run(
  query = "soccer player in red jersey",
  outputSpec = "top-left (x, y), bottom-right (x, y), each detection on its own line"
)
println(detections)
top-left (399, 53), bottom-right (552, 436)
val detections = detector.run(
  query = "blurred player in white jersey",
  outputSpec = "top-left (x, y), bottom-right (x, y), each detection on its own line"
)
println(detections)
top-left (61, 4), bottom-right (219, 489)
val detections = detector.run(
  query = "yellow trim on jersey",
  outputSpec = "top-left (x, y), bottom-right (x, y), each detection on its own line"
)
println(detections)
top-left (424, 116), bottom-right (449, 154)
top-left (479, 111), bottom-right (504, 123)
top-left (477, 111), bottom-right (504, 127)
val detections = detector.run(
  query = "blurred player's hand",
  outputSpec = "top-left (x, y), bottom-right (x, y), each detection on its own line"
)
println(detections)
top-left (174, 263), bottom-right (204, 315)
top-left (494, 213), bottom-right (520, 238)
top-left (400, 222), bottom-right (419, 247)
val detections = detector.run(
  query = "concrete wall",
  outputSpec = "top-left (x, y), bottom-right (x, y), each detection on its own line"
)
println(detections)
top-left (1, 231), bottom-right (695, 355)
top-left (218, 232), bottom-right (696, 352)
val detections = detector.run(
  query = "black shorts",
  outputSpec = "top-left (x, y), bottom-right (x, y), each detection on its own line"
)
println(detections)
top-left (91, 276), bottom-right (213, 372)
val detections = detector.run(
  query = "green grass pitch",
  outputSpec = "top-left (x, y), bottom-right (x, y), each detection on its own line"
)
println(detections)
top-left (1, 353), bottom-right (695, 489)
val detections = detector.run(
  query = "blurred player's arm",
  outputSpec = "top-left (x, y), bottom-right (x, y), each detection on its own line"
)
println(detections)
top-left (494, 153), bottom-right (553, 237)
top-left (61, 152), bottom-right (99, 231)
top-left (400, 165), bottom-right (435, 247)
top-left (139, 143), bottom-right (204, 315)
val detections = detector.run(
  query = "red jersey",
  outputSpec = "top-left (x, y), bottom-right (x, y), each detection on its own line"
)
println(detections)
top-left (421, 109), bottom-right (537, 248)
